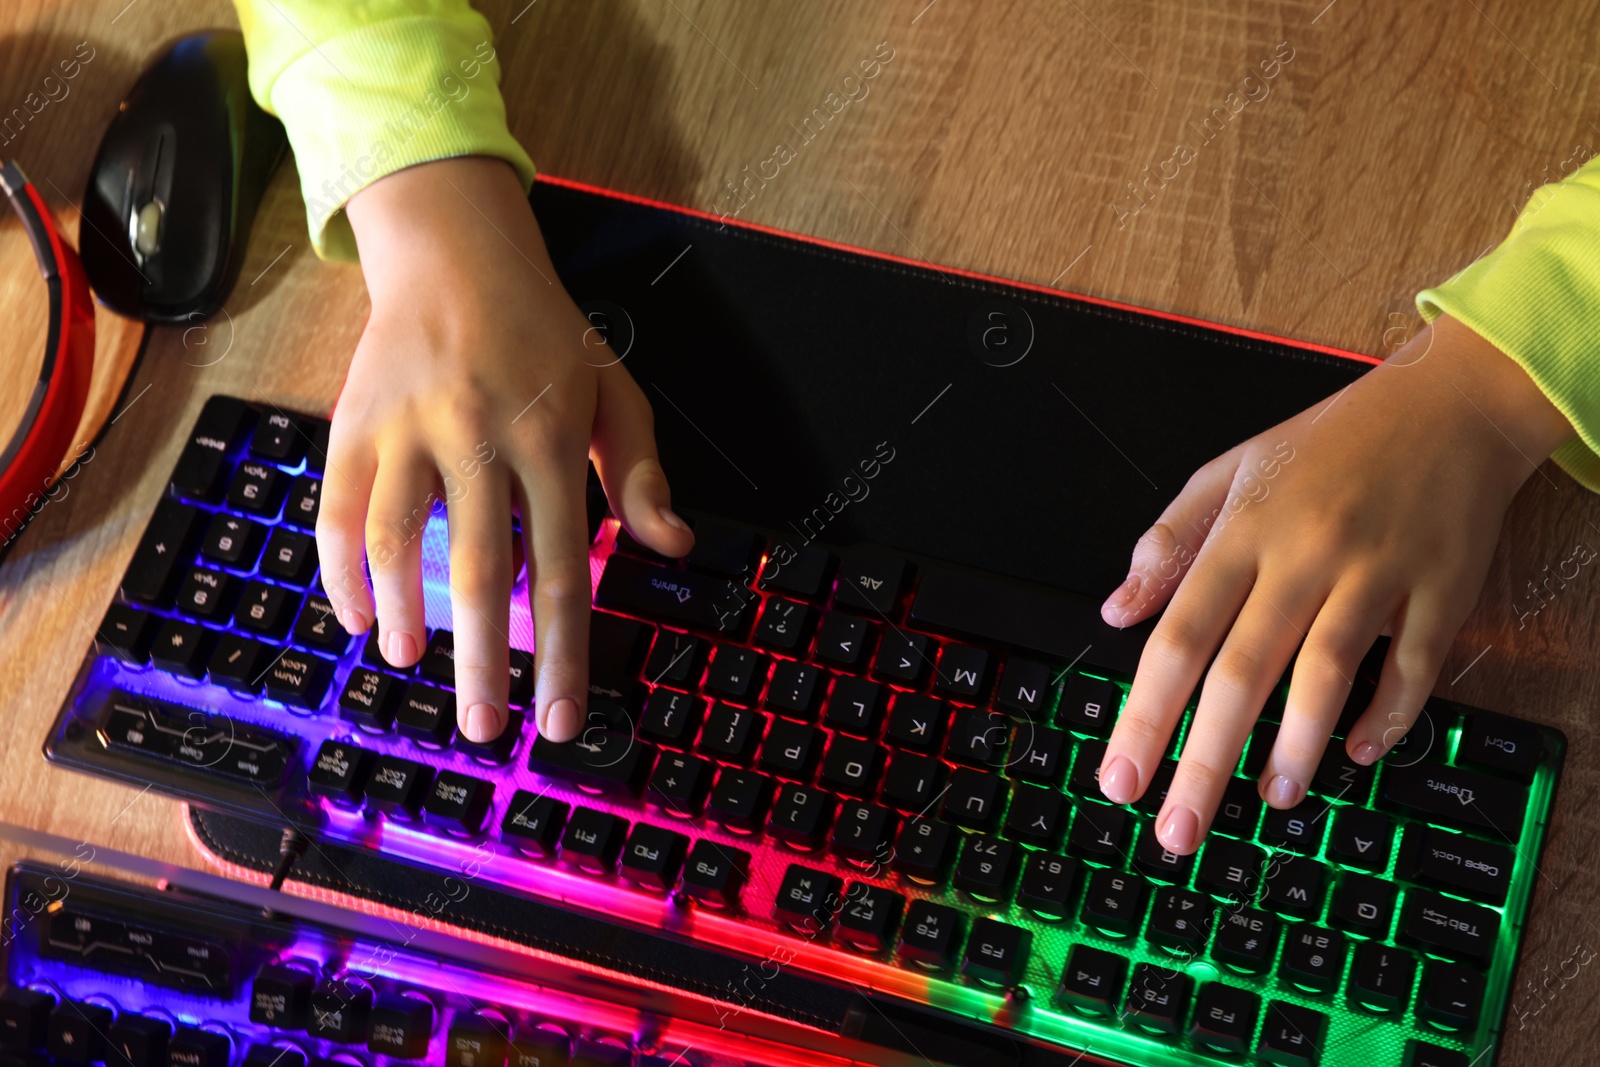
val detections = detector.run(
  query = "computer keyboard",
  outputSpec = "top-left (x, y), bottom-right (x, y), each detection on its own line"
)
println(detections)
top-left (0, 859), bottom-right (847, 1067)
top-left (46, 395), bottom-right (1564, 1067)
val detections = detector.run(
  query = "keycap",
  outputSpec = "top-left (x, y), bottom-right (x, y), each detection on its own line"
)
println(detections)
top-left (893, 818), bottom-right (954, 885)
top-left (1212, 907), bottom-right (1280, 973)
top-left (934, 644), bottom-right (990, 699)
top-left (1400, 889), bottom-right (1500, 963)
top-left (308, 741), bottom-right (375, 806)
top-left (1146, 888), bottom-right (1213, 953)
top-left (1279, 925), bottom-right (1345, 993)
top-left (260, 528), bottom-right (317, 585)
top-left (1189, 983), bottom-right (1260, 1054)
top-left (508, 649), bottom-right (535, 705)
top-left (1260, 800), bottom-right (1327, 852)
top-left (755, 597), bottom-right (814, 652)
top-left (52, 1002), bottom-right (110, 1063)
top-left (1081, 868), bottom-right (1149, 936)
top-left (509, 1028), bottom-right (570, 1067)
top-left (560, 808), bottom-right (628, 872)
top-left (368, 994), bottom-right (434, 1059)
top-left (1057, 944), bottom-right (1126, 1015)
top-left (1067, 739), bottom-right (1107, 797)
top-left (684, 520), bottom-right (761, 578)
top-left (910, 565), bottom-right (1147, 675)
top-left (830, 802), bottom-right (895, 865)
top-left (1314, 744), bottom-right (1375, 799)
top-left (251, 409), bottom-right (306, 464)
top-left (166, 1028), bottom-right (232, 1067)
top-left (698, 703), bottom-right (764, 763)
top-left (953, 835), bottom-right (1017, 900)
top-left (444, 1014), bottom-right (510, 1067)
top-left (1244, 722), bottom-right (1279, 778)
top-left (100, 697), bottom-right (295, 786)
top-left (1459, 710), bottom-right (1541, 782)
top-left (824, 676), bottom-right (885, 735)
top-left (206, 632), bottom-right (268, 691)
top-left (97, 603), bottom-right (156, 663)
top-left (1258, 1001), bottom-right (1327, 1067)
top-left (872, 630), bottom-right (931, 685)
top-left (1002, 784), bottom-right (1066, 848)
top-left (1416, 961), bottom-right (1485, 1029)
top-left (244, 1044), bottom-right (305, 1067)
top-left (946, 709), bottom-right (1010, 768)
top-left (1214, 777), bottom-right (1263, 836)
top-left (303, 417), bottom-right (331, 473)
top-left (339, 669), bottom-right (403, 731)
top-left (0, 987), bottom-right (53, 1049)
top-left (637, 690), bottom-right (703, 748)
top-left (454, 708), bottom-right (523, 766)
top-left (176, 567), bottom-right (239, 622)
top-left (1404, 1041), bottom-right (1471, 1067)
top-left (124, 500), bottom-right (203, 607)
top-left (527, 730), bottom-right (654, 797)
top-left (820, 737), bottom-right (885, 799)
top-left (941, 767), bottom-right (1006, 831)
top-left (589, 611), bottom-right (650, 691)
top-left (501, 791), bottom-right (569, 856)
top-left (250, 964), bottom-right (314, 1026)
top-left (995, 659), bottom-right (1054, 718)
top-left (1125, 964), bottom-right (1192, 1033)
top-left (170, 397), bottom-right (253, 502)
top-left (833, 548), bottom-right (908, 614)
top-left (814, 612), bottom-right (873, 668)
top-left (765, 661), bottom-right (823, 719)
top-left (1331, 872), bottom-right (1398, 937)
top-left (644, 630), bottom-right (703, 690)
top-left (706, 769), bottom-right (772, 832)
top-left (898, 900), bottom-right (963, 970)
top-left (307, 977), bottom-right (373, 1039)
top-left (1133, 822), bottom-right (1193, 882)
top-left (963, 917), bottom-right (1030, 987)
top-left (423, 771), bottom-right (495, 833)
top-left (1263, 854), bottom-right (1329, 918)
top-left (681, 840), bottom-right (749, 907)
top-left (1396, 825), bottom-right (1512, 905)
top-left (228, 460), bottom-right (288, 517)
top-left (293, 596), bottom-right (351, 655)
top-left (882, 751), bottom-right (944, 812)
top-left (595, 555), bottom-right (749, 634)
top-left (234, 580), bottom-right (298, 638)
top-left (1328, 806), bottom-right (1393, 871)
top-left (107, 1015), bottom-right (170, 1067)
top-left (365, 756), bottom-right (434, 818)
top-left (1058, 674), bottom-right (1120, 736)
top-left (1067, 802), bottom-right (1129, 860)
top-left (1010, 724), bottom-right (1068, 784)
top-left (775, 865), bottom-right (843, 933)
top-left (769, 784), bottom-right (835, 848)
top-left (758, 541), bottom-right (834, 600)
top-left (201, 513), bottom-right (265, 568)
top-left (1132, 760), bottom-right (1177, 817)
top-left (758, 719), bottom-right (824, 780)
top-left (647, 753), bottom-right (713, 816)
top-left (620, 824), bottom-right (689, 889)
top-left (1196, 837), bottom-right (1264, 899)
top-left (886, 693), bottom-right (946, 752)
top-left (263, 650), bottom-right (333, 710)
top-left (838, 883), bottom-right (905, 952)
top-left (1382, 761), bottom-right (1526, 841)
top-left (396, 683), bottom-right (456, 746)
top-left (1348, 942), bottom-right (1416, 1011)
top-left (283, 476), bottom-right (321, 529)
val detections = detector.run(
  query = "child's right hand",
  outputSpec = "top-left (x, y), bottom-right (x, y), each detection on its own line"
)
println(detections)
top-left (318, 157), bottom-right (694, 747)
top-left (1096, 314), bottom-right (1575, 854)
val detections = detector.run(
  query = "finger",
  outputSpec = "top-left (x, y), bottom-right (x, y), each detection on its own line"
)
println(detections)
top-left (1157, 581), bottom-right (1315, 854)
top-left (447, 466), bottom-right (514, 744)
top-left (1100, 540), bottom-right (1254, 806)
top-left (364, 446), bottom-right (436, 668)
top-left (521, 463), bottom-right (593, 743)
top-left (592, 367), bottom-right (694, 558)
top-left (1344, 591), bottom-right (1459, 765)
top-left (315, 431), bottom-right (379, 635)
top-left (1262, 581), bottom-right (1393, 806)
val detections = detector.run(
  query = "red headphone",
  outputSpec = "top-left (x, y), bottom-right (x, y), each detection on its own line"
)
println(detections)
top-left (0, 161), bottom-right (97, 541)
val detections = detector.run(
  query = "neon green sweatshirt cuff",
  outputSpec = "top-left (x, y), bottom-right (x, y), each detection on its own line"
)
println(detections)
top-left (1416, 154), bottom-right (1600, 492)
top-left (233, 0), bottom-right (536, 261)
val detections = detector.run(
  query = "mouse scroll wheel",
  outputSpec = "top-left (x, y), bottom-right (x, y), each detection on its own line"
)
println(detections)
top-left (130, 198), bottom-right (163, 259)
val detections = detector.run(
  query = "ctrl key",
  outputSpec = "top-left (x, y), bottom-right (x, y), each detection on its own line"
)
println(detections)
top-left (369, 994), bottom-right (435, 1059)
top-left (170, 1028), bottom-right (232, 1067)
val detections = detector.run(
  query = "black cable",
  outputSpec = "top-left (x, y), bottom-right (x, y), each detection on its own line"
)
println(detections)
top-left (268, 827), bottom-right (308, 892)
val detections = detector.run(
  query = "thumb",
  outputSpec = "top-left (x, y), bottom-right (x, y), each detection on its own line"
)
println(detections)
top-left (1103, 448), bottom-right (1240, 627)
top-left (591, 368), bottom-right (695, 558)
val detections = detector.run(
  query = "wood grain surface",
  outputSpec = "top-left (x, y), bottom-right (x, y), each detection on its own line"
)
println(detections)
top-left (2, 1), bottom-right (1598, 1061)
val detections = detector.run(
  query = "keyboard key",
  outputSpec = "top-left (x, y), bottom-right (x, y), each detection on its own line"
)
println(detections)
top-left (682, 840), bottom-right (750, 907)
top-left (123, 499), bottom-right (201, 605)
top-left (177, 566), bottom-right (239, 621)
top-left (1381, 761), bottom-right (1527, 842)
top-left (452, 707), bottom-right (523, 766)
top-left (833, 548), bottom-right (908, 614)
top-left (892, 818), bottom-right (953, 885)
top-left (882, 752), bottom-right (944, 812)
top-left (1056, 944), bottom-right (1126, 1015)
top-left (560, 808), bottom-right (628, 873)
top-left (1009, 724), bottom-right (1068, 785)
top-left (1399, 890), bottom-right (1500, 963)
top-left (48, 1001), bottom-right (110, 1063)
top-left (418, 630), bottom-right (456, 685)
top-left (589, 611), bottom-right (650, 691)
top-left (170, 397), bottom-right (253, 503)
top-left (698, 703), bottom-right (764, 763)
top-left (446, 1014), bottom-right (510, 1067)
top-left (830, 803), bottom-right (896, 865)
top-left (758, 719), bottom-right (824, 780)
top-left (764, 660), bottom-right (822, 719)
top-left (820, 736), bottom-right (884, 799)
top-left (769, 784), bottom-right (836, 849)
top-left (234, 580), bottom-right (299, 638)
top-left (1416, 961), bottom-right (1485, 1029)
top-left (775, 865), bottom-right (843, 933)
top-left (814, 612), bottom-right (873, 668)
top-left (170, 1028), bottom-right (232, 1067)
top-left (1260, 799), bottom-right (1327, 852)
top-left (706, 769), bottom-right (772, 832)
top-left (1396, 825), bottom-right (1512, 905)
top-left (1196, 837), bottom-right (1264, 899)
top-left (952, 835), bottom-right (1016, 900)
top-left (303, 417), bottom-right (330, 473)
top-left (1146, 888), bottom-right (1213, 953)
top-left (1348, 942), bottom-right (1416, 1012)
top-left (994, 659), bottom-right (1054, 718)
top-left (263, 650), bottom-right (333, 709)
top-left (620, 824), bottom-right (689, 889)
top-left (941, 767), bottom-right (1006, 831)
top-left (96, 603), bottom-right (157, 663)
top-left (1067, 802), bottom-right (1129, 860)
top-left (898, 900), bottom-right (963, 970)
top-left (527, 730), bottom-right (654, 798)
top-left (365, 756), bottom-right (434, 818)
top-left (307, 741), bottom-right (375, 807)
top-left (99, 698), bottom-right (294, 786)
top-left (838, 883), bottom-right (905, 952)
top-left (501, 791), bottom-right (569, 856)
top-left (1262, 855), bottom-right (1329, 918)
top-left (201, 513), bottom-right (265, 568)
top-left (824, 676), bottom-right (886, 735)
top-left (1331, 872), bottom-right (1398, 937)
top-left (228, 460), bottom-right (288, 517)
top-left (945, 708), bottom-right (1009, 768)
top-left (1133, 822), bottom-right (1193, 882)
top-left (1081, 869), bottom-right (1148, 936)
top-left (368, 994), bottom-right (433, 1059)
top-left (1189, 983), bottom-right (1260, 1054)
top-left (644, 630), bottom-right (704, 688)
top-left (508, 648), bottom-right (535, 706)
top-left (1212, 907), bottom-right (1280, 973)
top-left (397, 683), bottom-right (456, 746)
top-left (637, 690), bottom-right (703, 748)
top-left (595, 554), bottom-right (750, 634)
top-left (259, 528), bottom-right (317, 585)
top-left (1067, 739), bottom-right (1107, 797)
top-left (1328, 806), bottom-right (1393, 871)
top-left (1125, 964), bottom-right (1192, 1033)
top-left (283, 475), bottom-right (321, 529)
top-left (872, 630), bottom-right (931, 685)
top-left (885, 693), bottom-right (946, 752)
top-left (1459, 710), bottom-right (1541, 782)
top-left (684, 520), bottom-right (761, 578)
top-left (245, 1044), bottom-right (305, 1067)
top-left (1404, 1041), bottom-right (1471, 1067)
top-left (107, 1015), bottom-right (170, 1067)
top-left (1132, 760), bottom-right (1177, 817)
top-left (1002, 783), bottom-right (1065, 848)
top-left (963, 917), bottom-right (1030, 987)
top-left (339, 669), bottom-right (404, 731)
top-left (647, 753), bottom-right (713, 816)
top-left (1279, 925), bottom-right (1345, 993)
top-left (0, 987), bottom-right (53, 1049)
top-left (251, 409), bottom-right (306, 464)
top-left (1058, 674), bottom-right (1120, 736)
top-left (755, 597), bottom-right (814, 652)
top-left (423, 770), bottom-right (495, 833)
top-left (293, 596), bottom-right (351, 655)
top-left (1213, 777), bottom-right (1263, 836)
top-left (1257, 1001), bottom-right (1327, 1067)
top-left (150, 618), bottom-right (214, 678)
top-left (206, 632), bottom-right (268, 691)
top-left (250, 964), bottom-right (313, 1026)
top-left (933, 644), bottom-right (990, 700)
top-left (1313, 744), bottom-right (1375, 800)
top-left (759, 541), bottom-right (834, 600)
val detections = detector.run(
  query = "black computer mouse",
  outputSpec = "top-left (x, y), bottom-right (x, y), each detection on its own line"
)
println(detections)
top-left (80, 31), bottom-right (287, 323)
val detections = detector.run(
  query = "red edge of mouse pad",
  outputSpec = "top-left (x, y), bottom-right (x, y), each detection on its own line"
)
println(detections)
top-left (533, 173), bottom-right (1383, 369)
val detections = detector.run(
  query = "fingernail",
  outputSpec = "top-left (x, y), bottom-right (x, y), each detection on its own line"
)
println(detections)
top-left (1265, 774), bottom-right (1304, 807)
top-left (543, 697), bottom-right (581, 741)
top-left (1099, 756), bottom-right (1139, 805)
top-left (465, 702), bottom-right (507, 744)
top-left (658, 505), bottom-right (690, 533)
top-left (1101, 575), bottom-right (1141, 624)
top-left (385, 630), bottom-right (417, 666)
top-left (1351, 741), bottom-right (1382, 765)
top-left (1158, 806), bottom-right (1199, 853)
top-left (338, 607), bottom-right (369, 634)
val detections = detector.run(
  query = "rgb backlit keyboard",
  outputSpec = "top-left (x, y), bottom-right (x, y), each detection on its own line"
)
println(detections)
top-left (46, 396), bottom-right (1564, 1067)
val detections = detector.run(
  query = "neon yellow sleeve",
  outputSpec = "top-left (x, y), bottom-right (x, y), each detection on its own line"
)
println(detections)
top-left (231, 0), bottom-right (536, 261)
top-left (1416, 153), bottom-right (1600, 491)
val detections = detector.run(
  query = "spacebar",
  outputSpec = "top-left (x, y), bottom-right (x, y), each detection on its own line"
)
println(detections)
top-left (908, 566), bottom-right (1152, 675)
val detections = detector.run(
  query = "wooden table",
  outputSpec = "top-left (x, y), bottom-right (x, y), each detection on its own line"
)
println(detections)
top-left (2, 1), bottom-right (1598, 1060)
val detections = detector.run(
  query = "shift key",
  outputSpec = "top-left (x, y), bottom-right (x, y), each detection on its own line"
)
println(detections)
top-left (1380, 762), bottom-right (1526, 842)
top-left (595, 554), bottom-right (749, 634)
